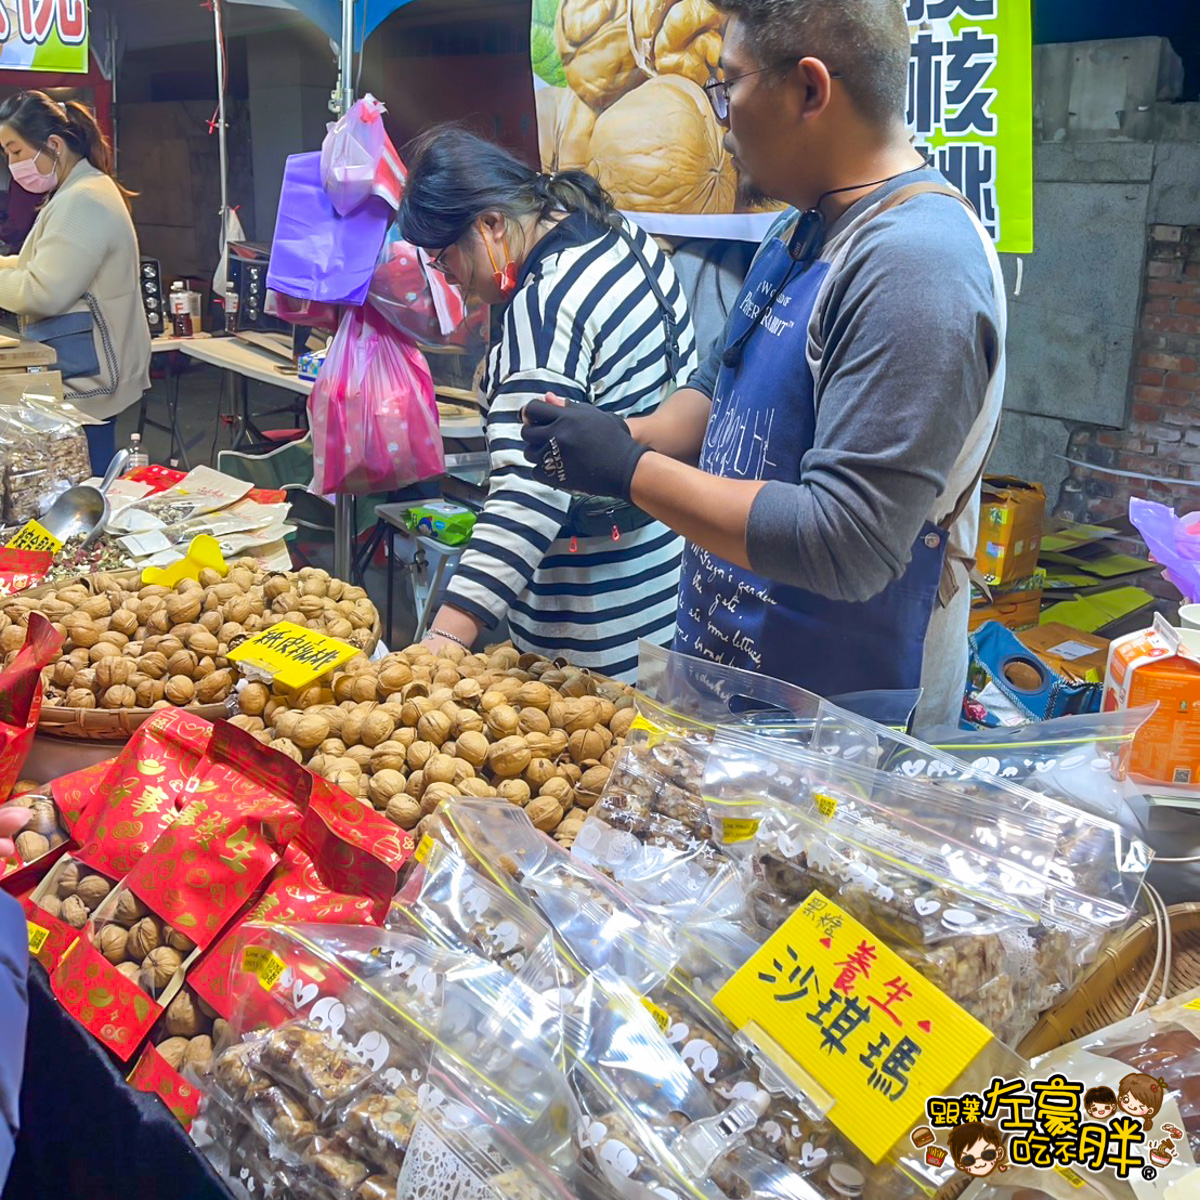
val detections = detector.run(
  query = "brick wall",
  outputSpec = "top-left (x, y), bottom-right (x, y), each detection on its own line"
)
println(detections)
top-left (1058, 225), bottom-right (1200, 522)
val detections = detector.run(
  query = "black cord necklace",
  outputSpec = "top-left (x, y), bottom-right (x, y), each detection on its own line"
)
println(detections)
top-left (722, 156), bottom-right (930, 369)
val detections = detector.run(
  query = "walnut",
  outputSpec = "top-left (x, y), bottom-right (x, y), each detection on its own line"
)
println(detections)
top-left (526, 796), bottom-right (564, 832)
top-left (486, 705), bottom-right (521, 740)
top-left (96, 924), bottom-right (129, 965)
top-left (293, 713), bottom-right (331, 751)
top-left (116, 961), bottom-right (141, 982)
top-left (61, 895), bottom-right (89, 928)
top-left (165, 676), bottom-right (196, 705)
top-left (14, 830), bottom-right (48, 862)
top-left (498, 779), bottom-right (532, 807)
top-left (186, 1035), bottom-right (214, 1072)
top-left (37, 894), bottom-right (62, 920)
top-left (489, 737), bottom-right (532, 779)
top-left (166, 927), bottom-right (196, 955)
top-left (416, 710), bottom-right (452, 747)
top-left (385, 795), bottom-right (423, 829)
top-left (114, 890), bottom-right (148, 926)
top-left (164, 989), bottom-right (205, 1037)
top-left (141, 946), bottom-right (183, 994)
top-left (126, 916), bottom-right (162, 960)
top-left (157, 1036), bottom-right (190, 1071)
top-left (369, 770), bottom-right (407, 808)
top-left (76, 874), bottom-right (112, 911)
top-left (57, 860), bottom-right (80, 897)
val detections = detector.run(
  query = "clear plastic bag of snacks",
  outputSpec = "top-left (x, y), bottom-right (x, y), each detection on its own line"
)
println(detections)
top-left (887, 708), bottom-right (1156, 833)
top-left (703, 732), bottom-right (1146, 1049)
top-left (192, 924), bottom-right (480, 1196)
top-left (0, 394), bottom-right (93, 524)
top-left (426, 799), bottom-right (680, 997)
top-left (388, 836), bottom-right (562, 994)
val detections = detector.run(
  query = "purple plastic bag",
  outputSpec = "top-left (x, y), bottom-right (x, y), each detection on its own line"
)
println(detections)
top-left (1129, 496), bottom-right (1200, 601)
top-left (266, 151), bottom-right (390, 306)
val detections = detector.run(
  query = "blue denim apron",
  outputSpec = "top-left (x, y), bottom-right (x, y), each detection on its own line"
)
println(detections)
top-left (673, 233), bottom-right (947, 695)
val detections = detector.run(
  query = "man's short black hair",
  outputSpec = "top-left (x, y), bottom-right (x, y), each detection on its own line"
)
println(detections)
top-left (713, 0), bottom-right (911, 126)
top-left (1085, 1086), bottom-right (1117, 1108)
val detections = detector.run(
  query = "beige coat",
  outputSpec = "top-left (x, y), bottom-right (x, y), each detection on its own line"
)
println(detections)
top-left (0, 159), bottom-right (151, 420)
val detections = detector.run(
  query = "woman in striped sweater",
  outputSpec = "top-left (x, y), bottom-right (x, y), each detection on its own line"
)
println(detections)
top-left (398, 128), bottom-right (697, 681)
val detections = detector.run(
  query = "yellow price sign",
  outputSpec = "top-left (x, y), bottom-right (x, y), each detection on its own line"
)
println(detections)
top-left (228, 621), bottom-right (358, 691)
top-left (255, 951), bottom-right (287, 992)
top-left (719, 817), bottom-right (760, 845)
top-left (27, 921), bottom-right (49, 954)
top-left (642, 997), bottom-right (672, 1036)
top-left (713, 891), bottom-right (993, 1164)
top-left (242, 946), bottom-right (271, 974)
top-left (1055, 1166), bottom-right (1085, 1189)
top-left (414, 836), bottom-right (434, 865)
top-left (6, 519), bottom-right (62, 555)
top-left (814, 792), bottom-right (839, 819)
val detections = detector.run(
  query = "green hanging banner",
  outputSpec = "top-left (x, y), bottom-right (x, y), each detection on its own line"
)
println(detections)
top-left (0, 0), bottom-right (90, 75)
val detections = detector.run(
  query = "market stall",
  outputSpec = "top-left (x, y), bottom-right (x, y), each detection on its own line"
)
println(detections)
top-left (0, 526), bottom-right (1198, 1200)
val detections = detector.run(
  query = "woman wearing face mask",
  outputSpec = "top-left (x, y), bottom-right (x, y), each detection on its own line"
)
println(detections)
top-left (398, 126), bottom-right (696, 680)
top-left (0, 91), bottom-right (150, 472)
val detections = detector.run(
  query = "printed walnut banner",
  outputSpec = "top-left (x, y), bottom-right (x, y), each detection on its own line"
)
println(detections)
top-left (531, 0), bottom-right (1034, 250)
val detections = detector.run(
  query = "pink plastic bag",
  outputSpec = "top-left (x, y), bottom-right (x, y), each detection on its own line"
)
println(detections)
top-left (309, 305), bottom-right (444, 495)
top-left (367, 228), bottom-right (487, 347)
top-left (266, 291), bottom-right (341, 332)
top-left (320, 94), bottom-right (406, 217)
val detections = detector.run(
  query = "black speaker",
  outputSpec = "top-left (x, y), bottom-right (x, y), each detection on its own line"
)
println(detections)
top-left (139, 257), bottom-right (164, 336)
top-left (228, 243), bottom-right (287, 332)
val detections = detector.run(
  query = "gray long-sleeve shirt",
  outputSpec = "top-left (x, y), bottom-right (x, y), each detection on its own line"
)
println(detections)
top-left (688, 168), bottom-right (1006, 606)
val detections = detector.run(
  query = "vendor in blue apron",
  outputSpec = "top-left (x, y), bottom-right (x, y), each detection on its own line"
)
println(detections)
top-left (521, 0), bottom-right (1007, 728)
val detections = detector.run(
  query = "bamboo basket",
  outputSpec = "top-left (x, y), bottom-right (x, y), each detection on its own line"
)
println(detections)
top-left (20, 569), bottom-right (381, 741)
top-left (1017, 902), bottom-right (1200, 1060)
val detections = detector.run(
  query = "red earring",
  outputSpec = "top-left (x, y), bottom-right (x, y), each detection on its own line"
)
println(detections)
top-left (484, 230), bottom-right (518, 296)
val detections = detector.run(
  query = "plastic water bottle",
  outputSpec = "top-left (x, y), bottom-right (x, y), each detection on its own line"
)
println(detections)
top-left (126, 431), bottom-right (149, 471)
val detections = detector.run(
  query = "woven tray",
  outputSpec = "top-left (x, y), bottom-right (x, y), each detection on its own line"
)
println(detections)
top-left (1017, 902), bottom-right (1200, 1060)
top-left (24, 570), bottom-right (381, 741)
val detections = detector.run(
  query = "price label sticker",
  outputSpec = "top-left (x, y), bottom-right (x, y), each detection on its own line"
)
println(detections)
top-left (642, 997), bottom-right (672, 1036)
top-left (255, 951), bottom-right (287, 992)
top-left (6, 519), bottom-right (62, 555)
top-left (27, 921), bottom-right (49, 954)
top-left (1055, 1167), bottom-right (1085, 1189)
top-left (242, 946), bottom-right (271, 974)
top-left (414, 836), bottom-right (434, 865)
top-left (720, 817), bottom-right (761, 844)
top-left (1186, 997), bottom-right (1200, 1013)
top-left (814, 792), bottom-right (839, 819)
top-left (714, 891), bottom-right (993, 1164)
top-left (228, 621), bottom-right (358, 691)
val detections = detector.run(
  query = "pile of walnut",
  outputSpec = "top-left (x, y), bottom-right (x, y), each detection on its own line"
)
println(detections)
top-left (37, 860), bottom-right (116, 931)
top-left (153, 985), bottom-right (225, 1077)
top-left (81, 880), bottom-right (198, 999)
top-left (0, 565), bottom-right (378, 713)
top-left (1, 780), bottom-right (67, 865)
top-left (233, 644), bottom-right (634, 845)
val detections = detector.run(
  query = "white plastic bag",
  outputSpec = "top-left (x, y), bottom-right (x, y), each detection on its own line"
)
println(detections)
top-left (320, 94), bottom-right (405, 217)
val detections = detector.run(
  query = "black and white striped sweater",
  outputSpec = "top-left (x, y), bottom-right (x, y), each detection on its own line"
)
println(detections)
top-left (443, 211), bottom-right (698, 682)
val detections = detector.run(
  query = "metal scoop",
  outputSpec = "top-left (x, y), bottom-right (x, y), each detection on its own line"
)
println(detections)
top-left (38, 449), bottom-right (131, 548)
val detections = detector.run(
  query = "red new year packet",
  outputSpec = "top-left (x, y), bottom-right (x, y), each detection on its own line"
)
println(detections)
top-left (0, 613), bottom-right (63, 803)
top-left (129, 1044), bottom-right (204, 1130)
top-left (0, 548), bottom-right (52, 597)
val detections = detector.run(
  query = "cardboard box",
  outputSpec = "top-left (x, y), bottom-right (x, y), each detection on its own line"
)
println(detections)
top-left (1017, 623), bottom-right (1109, 682)
top-left (977, 477), bottom-right (1046, 586)
top-left (1104, 614), bottom-right (1200, 785)
top-left (969, 577), bottom-right (1044, 632)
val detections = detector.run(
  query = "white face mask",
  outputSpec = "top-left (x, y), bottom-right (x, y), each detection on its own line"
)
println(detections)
top-left (10, 147), bottom-right (58, 194)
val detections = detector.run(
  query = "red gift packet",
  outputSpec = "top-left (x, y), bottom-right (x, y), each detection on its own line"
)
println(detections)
top-left (0, 613), bottom-right (63, 803)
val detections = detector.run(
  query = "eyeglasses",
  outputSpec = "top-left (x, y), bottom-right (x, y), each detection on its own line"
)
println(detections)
top-left (702, 60), bottom-right (842, 121)
top-left (428, 247), bottom-right (454, 276)
top-left (960, 1150), bottom-right (998, 1167)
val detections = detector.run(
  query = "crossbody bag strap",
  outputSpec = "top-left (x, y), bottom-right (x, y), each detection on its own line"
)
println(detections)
top-left (608, 218), bottom-right (683, 378)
